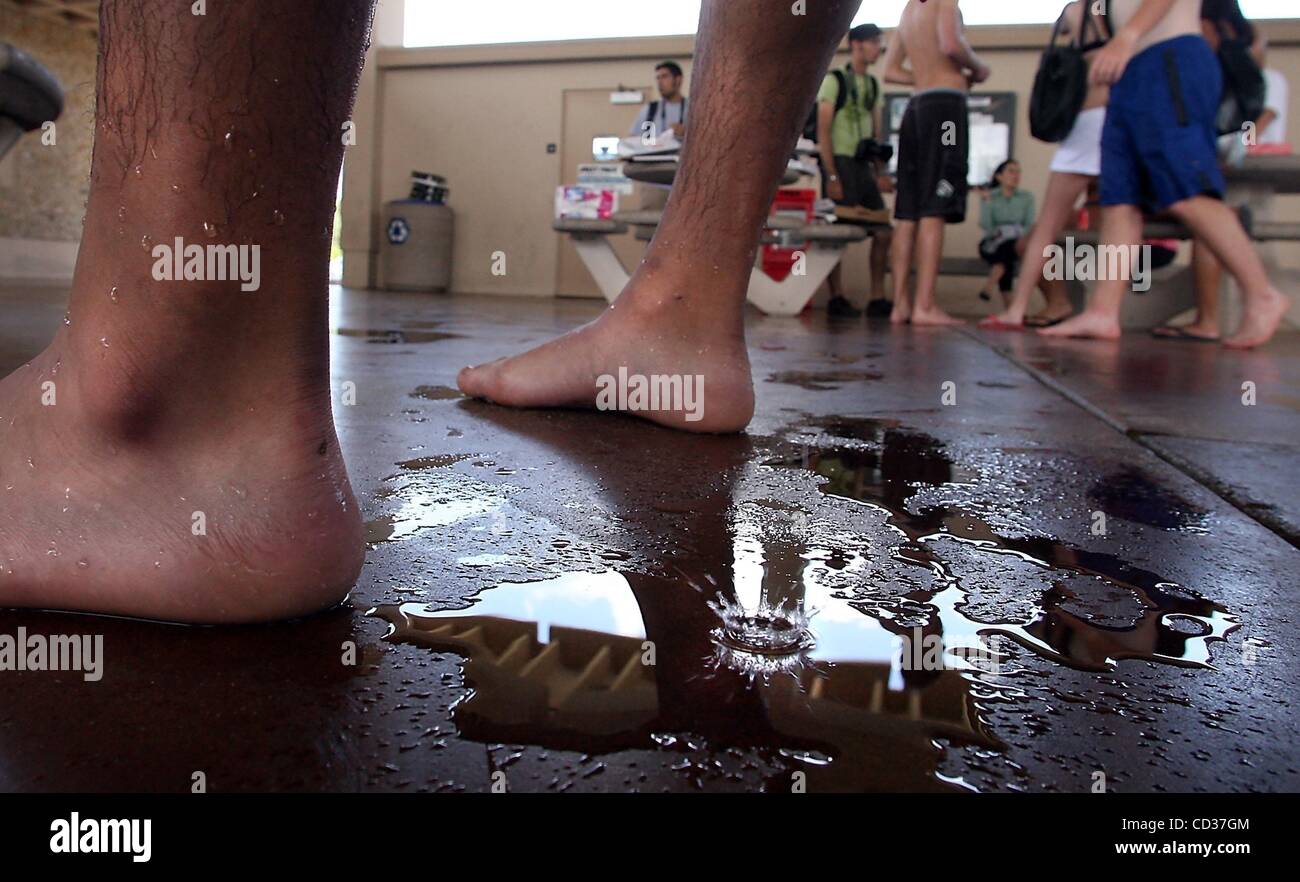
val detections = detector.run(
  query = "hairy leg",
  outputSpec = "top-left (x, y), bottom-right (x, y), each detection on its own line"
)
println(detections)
top-left (458, 0), bottom-right (863, 430)
top-left (1165, 197), bottom-right (1287, 348)
top-left (0, 0), bottom-right (376, 622)
top-left (911, 217), bottom-right (962, 326)
top-left (1153, 237), bottom-right (1223, 340)
top-left (890, 219), bottom-right (917, 323)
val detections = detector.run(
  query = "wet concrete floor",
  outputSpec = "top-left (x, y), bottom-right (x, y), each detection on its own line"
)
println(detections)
top-left (1, 284), bottom-right (1297, 792)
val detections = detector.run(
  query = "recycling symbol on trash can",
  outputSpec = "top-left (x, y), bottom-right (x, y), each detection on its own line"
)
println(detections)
top-left (387, 217), bottom-right (411, 245)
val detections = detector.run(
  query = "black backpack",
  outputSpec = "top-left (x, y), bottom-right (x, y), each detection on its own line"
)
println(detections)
top-left (1029, 5), bottom-right (1110, 143)
top-left (644, 96), bottom-right (687, 133)
top-left (1213, 25), bottom-right (1266, 135)
top-left (802, 67), bottom-right (877, 143)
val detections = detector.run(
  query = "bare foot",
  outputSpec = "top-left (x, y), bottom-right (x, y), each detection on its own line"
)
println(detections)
top-left (1224, 287), bottom-right (1289, 349)
top-left (1038, 309), bottom-right (1121, 340)
top-left (0, 337), bottom-right (363, 624)
top-left (890, 299), bottom-right (912, 324)
top-left (910, 306), bottom-right (965, 327)
top-left (458, 282), bottom-right (755, 434)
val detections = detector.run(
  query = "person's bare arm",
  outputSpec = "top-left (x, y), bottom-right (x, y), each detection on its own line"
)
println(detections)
top-left (883, 31), bottom-right (914, 85)
top-left (938, 1), bottom-right (990, 82)
top-left (816, 101), bottom-right (844, 200)
top-left (1057, 1), bottom-right (1079, 40)
top-left (1090, 0), bottom-right (1178, 85)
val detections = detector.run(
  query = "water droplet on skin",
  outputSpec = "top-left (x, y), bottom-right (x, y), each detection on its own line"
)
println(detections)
top-left (203, 222), bottom-right (218, 238)
top-left (133, 165), bottom-right (142, 178)
top-left (273, 210), bottom-right (285, 225)
top-left (63, 312), bottom-right (72, 326)
top-left (141, 234), bottom-right (153, 251)
top-left (100, 337), bottom-right (109, 348)
top-left (247, 148), bottom-right (256, 159)
top-left (118, 206), bottom-right (127, 220)
top-left (77, 559), bottom-right (89, 569)
top-left (171, 183), bottom-right (183, 194)
top-left (109, 286), bottom-right (119, 303)
top-left (224, 130), bottom-right (234, 151)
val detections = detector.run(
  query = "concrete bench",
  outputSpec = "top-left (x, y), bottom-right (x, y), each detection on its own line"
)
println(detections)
top-left (1055, 205), bottom-right (1300, 329)
top-left (556, 209), bottom-right (877, 316)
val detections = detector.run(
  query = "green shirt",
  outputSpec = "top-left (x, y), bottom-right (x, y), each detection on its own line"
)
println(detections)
top-left (817, 67), bottom-right (877, 157)
top-left (980, 189), bottom-right (1036, 234)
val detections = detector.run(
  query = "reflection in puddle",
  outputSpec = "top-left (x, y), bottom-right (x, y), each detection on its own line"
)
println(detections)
top-left (768, 418), bottom-right (1235, 671)
top-left (374, 565), bottom-right (995, 792)
top-left (410, 385), bottom-right (465, 401)
top-left (765, 370), bottom-right (882, 391)
top-left (366, 456), bottom-right (506, 547)
top-left (370, 416), bottom-right (1236, 790)
top-left (1087, 466), bottom-right (1209, 532)
top-left (337, 327), bottom-right (460, 344)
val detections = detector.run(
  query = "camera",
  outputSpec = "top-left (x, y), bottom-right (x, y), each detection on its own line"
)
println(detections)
top-left (854, 138), bottom-right (894, 164)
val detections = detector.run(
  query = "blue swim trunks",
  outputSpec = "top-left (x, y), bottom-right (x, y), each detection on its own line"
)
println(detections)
top-left (1099, 34), bottom-right (1224, 210)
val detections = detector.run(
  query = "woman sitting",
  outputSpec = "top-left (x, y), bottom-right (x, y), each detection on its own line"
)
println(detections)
top-left (977, 159), bottom-right (1035, 307)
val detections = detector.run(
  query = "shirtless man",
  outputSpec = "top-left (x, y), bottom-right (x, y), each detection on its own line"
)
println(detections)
top-left (1042, 0), bottom-right (1289, 348)
top-left (882, 0), bottom-right (991, 326)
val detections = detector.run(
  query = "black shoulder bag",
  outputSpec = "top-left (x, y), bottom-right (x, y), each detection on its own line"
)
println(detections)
top-left (1029, 5), bottom-right (1111, 144)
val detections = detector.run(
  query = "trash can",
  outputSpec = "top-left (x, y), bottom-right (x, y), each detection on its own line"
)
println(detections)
top-left (380, 172), bottom-right (454, 292)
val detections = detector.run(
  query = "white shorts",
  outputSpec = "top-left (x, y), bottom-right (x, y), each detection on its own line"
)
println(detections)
top-left (1049, 106), bottom-right (1105, 177)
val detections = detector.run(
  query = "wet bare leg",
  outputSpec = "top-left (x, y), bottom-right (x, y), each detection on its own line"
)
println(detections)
top-left (1188, 239), bottom-right (1222, 337)
top-left (1040, 203), bottom-right (1140, 340)
top-left (458, 0), bottom-right (863, 432)
top-left (982, 172), bottom-right (1088, 328)
top-left (1154, 238), bottom-right (1221, 339)
top-left (890, 220), bottom-right (916, 323)
top-left (1163, 198), bottom-right (1287, 348)
top-left (911, 217), bottom-right (963, 325)
top-left (0, 0), bottom-right (375, 623)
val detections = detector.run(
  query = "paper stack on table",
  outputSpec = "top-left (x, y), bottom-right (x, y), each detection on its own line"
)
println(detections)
top-left (617, 132), bottom-right (682, 160)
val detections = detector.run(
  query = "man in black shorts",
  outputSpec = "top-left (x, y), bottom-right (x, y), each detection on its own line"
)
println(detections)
top-left (882, 0), bottom-right (989, 325)
top-left (815, 23), bottom-right (893, 317)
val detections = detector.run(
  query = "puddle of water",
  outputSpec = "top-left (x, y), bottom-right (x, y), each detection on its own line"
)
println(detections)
top-left (765, 370), bottom-right (882, 391)
top-left (410, 385), bottom-right (465, 401)
top-left (373, 565), bottom-right (995, 791)
top-left (337, 328), bottom-right (460, 344)
top-left (765, 417), bottom-right (1235, 671)
top-left (366, 455), bottom-right (506, 547)
top-left (368, 416), bottom-right (1236, 790)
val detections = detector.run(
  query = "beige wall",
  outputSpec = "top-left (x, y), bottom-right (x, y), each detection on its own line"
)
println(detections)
top-left (364, 21), bottom-right (1300, 301)
top-left (0, 5), bottom-right (96, 244)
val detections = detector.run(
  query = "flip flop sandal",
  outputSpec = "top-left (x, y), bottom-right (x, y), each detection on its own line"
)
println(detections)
top-left (978, 318), bottom-right (1026, 332)
top-left (1149, 326), bottom-right (1220, 343)
top-left (1024, 314), bottom-right (1071, 328)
